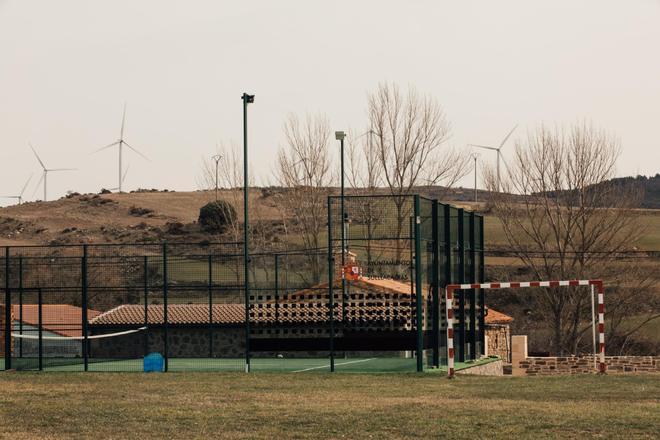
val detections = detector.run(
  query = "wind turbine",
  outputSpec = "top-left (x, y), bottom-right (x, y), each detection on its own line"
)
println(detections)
top-left (109, 165), bottom-right (130, 192)
top-left (30, 144), bottom-right (77, 202)
top-left (93, 103), bottom-right (148, 193)
top-left (469, 124), bottom-right (518, 192)
top-left (1, 174), bottom-right (33, 205)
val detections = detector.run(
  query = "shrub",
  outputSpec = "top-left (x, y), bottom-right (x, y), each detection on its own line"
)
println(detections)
top-left (129, 206), bottom-right (154, 216)
top-left (198, 200), bottom-right (237, 233)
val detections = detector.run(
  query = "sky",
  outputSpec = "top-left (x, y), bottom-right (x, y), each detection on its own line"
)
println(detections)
top-left (1, 0), bottom-right (659, 206)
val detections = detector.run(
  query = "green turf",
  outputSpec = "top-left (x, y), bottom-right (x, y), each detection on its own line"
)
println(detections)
top-left (1, 356), bottom-right (493, 373)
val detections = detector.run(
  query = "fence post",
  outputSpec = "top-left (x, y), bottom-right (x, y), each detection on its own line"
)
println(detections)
top-left (81, 245), bottom-right (89, 371)
top-left (208, 254), bottom-right (213, 358)
top-left (457, 208), bottom-right (465, 362)
top-left (414, 195), bottom-right (423, 372)
top-left (274, 254), bottom-right (279, 326)
top-left (469, 212), bottom-right (477, 360)
top-left (163, 242), bottom-right (168, 372)
top-left (4, 246), bottom-right (10, 371)
top-left (478, 216), bottom-right (486, 354)
top-left (38, 287), bottom-right (43, 371)
top-left (143, 256), bottom-right (148, 357)
top-left (18, 256), bottom-right (23, 358)
top-left (327, 197), bottom-right (335, 372)
top-left (431, 200), bottom-right (440, 368)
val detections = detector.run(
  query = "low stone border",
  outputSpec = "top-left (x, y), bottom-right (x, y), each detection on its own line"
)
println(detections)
top-left (519, 355), bottom-right (659, 375)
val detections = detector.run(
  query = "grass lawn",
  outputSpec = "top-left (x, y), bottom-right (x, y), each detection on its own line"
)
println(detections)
top-left (0, 373), bottom-right (657, 439)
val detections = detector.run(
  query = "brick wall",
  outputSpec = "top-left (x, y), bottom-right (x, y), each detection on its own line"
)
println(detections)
top-left (519, 356), bottom-right (660, 375)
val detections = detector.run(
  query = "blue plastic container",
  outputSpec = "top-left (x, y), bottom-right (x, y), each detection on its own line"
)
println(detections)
top-left (143, 352), bottom-right (165, 372)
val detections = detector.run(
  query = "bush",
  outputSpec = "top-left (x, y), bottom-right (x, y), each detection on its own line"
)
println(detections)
top-left (129, 206), bottom-right (154, 216)
top-left (198, 200), bottom-right (237, 233)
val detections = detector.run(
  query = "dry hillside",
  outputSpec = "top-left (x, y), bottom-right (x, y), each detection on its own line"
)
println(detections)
top-left (0, 189), bottom-right (284, 246)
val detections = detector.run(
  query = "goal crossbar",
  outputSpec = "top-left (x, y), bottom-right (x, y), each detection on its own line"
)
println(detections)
top-left (445, 279), bottom-right (605, 378)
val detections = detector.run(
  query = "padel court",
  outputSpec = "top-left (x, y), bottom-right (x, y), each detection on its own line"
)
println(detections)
top-left (2, 356), bottom-right (493, 373)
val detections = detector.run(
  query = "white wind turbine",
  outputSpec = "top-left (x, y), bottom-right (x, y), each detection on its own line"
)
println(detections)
top-left (93, 104), bottom-right (148, 192)
top-left (469, 124), bottom-right (518, 192)
top-left (1, 174), bottom-right (33, 205)
top-left (109, 165), bottom-right (129, 192)
top-left (30, 144), bottom-right (77, 202)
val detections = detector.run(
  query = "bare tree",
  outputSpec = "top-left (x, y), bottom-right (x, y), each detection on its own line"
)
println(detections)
top-left (198, 142), bottom-right (276, 284)
top-left (276, 113), bottom-right (334, 283)
top-left (368, 82), bottom-right (469, 259)
top-left (346, 129), bottom-right (384, 267)
top-left (485, 122), bottom-right (655, 355)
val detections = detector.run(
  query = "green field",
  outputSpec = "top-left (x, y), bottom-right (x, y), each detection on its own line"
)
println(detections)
top-left (0, 373), bottom-right (657, 439)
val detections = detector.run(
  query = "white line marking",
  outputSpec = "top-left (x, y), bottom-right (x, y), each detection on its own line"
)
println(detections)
top-left (292, 358), bottom-right (377, 373)
top-left (579, 280), bottom-right (589, 285)
top-left (500, 282), bottom-right (510, 288)
top-left (559, 281), bottom-right (569, 286)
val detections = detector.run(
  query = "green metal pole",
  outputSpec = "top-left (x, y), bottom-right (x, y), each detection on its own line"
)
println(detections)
top-left (469, 212), bottom-right (477, 360)
top-left (414, 195), bottom-right (423, 372)
top-left (242, 92), bottom-right (254, 373)
top-left (163, 241), bottom-right (168, 372)
top-left (340, 136), bottom-right (346, 323)
top-left (18, 256), bottom-right (23, 358)
top-left (443, 204), bottom-right (452, 367)
top-left (478, 216), bottom-right (486, 355)
top-left (38, 287), bottom-right (43, 371)
top-left (143, 255), bottom-right (148, 357)
top-left (327, 197), bottom-right (335, 372)
top-left (457, 209), bottom-right (465, 362)
top-left (431, 200), bottom-right (440, 368)
top-left (208, 254), bottom-right (213, 358)
top-left (274, 254), bottom-right (279, 325)
top-left (4, 247), bottom-right (10, 370)
top-left (82, 245), bottom-right (89, 371)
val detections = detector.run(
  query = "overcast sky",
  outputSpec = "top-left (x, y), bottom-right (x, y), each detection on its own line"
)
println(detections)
top-left (1, 0), bottom-right (659, 206)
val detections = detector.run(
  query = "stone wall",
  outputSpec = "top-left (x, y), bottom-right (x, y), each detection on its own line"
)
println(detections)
top-left (519, 356), bottom-right (660, 375)
top-left (485, 325), bottom-right (509, 361)
top-left (90, 327), bottom-right (246, 359)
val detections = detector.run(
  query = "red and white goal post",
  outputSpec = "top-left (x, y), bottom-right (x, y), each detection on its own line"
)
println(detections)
top-left (445, 279), bottom-right (605, 378)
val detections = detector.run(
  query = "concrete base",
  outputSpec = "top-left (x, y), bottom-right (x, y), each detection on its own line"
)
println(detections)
top-left (456, 359), bottom-right (504, 376)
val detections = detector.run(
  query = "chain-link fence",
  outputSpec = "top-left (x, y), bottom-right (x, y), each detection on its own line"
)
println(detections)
top-left (1, 196), bottom-right (484, 373)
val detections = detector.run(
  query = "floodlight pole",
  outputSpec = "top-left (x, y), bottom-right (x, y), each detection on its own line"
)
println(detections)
top-left (471, 153), bottom-right (479, 203)
top-left (335, 131), bottom-right (347, 321)
top-left (242, 92), bottom-right (254, 373)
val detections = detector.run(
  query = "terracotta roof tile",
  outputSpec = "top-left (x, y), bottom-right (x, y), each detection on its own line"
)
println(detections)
top-left (485, 308), bottom-right (513, 324)
top-left (90, 304), bottom-right (245, 326)
top-left (12, 305), bottom-right (101, 337)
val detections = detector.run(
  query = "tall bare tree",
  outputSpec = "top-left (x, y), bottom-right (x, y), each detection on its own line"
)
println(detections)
top-left (485, 122), bottom-right (655, 355)
top-left (276, 113), bottom-right (334, 283)
top-left (346, 129), bottom-right (384, 268)
top-left (368, 82), bottom-right (469, 259)
top-left (199, 142), bottom-right (276, 283)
